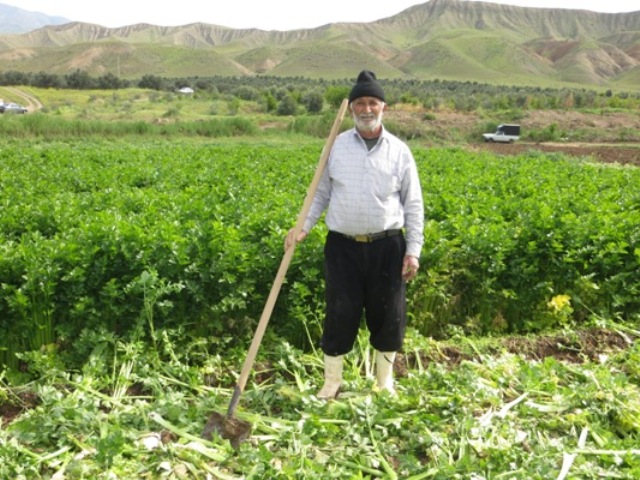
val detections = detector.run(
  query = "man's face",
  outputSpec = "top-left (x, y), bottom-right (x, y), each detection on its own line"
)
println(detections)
top-left (350, 97), bottom-right (386, 133)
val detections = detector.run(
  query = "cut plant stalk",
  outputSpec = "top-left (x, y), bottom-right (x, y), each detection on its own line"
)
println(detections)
top-left (202, 98), bottom-right (349, 448)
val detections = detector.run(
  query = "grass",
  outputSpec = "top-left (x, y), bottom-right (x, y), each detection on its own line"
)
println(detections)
top-left (1, 85), bottom-right (638, 145)
top-left (0, 112), bottom-right (261, 138)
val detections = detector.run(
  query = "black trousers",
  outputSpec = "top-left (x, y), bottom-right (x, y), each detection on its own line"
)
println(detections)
top-left (321, 231), bottom-right (407, 356)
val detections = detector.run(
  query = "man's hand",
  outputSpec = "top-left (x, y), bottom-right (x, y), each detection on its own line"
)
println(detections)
top-left (402, 255), bottom-right (419, 282)
top-left (284, 228), bottom-right (307, 251)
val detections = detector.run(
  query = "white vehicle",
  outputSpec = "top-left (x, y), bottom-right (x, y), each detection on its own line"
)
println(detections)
top-left (483, 124), bottom-right (520, 143)
top-left (0, 102), bottom-right (27, 114)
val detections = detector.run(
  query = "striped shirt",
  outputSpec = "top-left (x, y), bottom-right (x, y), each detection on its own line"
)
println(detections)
top-left (303, 126), bottom-right (424, 258)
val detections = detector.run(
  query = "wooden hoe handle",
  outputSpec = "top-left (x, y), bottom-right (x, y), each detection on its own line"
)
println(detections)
top-left (226, 98), bottom-right (349, 417)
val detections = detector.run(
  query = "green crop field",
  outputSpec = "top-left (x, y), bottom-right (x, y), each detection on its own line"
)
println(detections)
top-left (1, 138), bottom-right (639, 478)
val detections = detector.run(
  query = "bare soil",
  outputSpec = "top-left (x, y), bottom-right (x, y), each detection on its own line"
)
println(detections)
top-left (396, 327), bottom-right (638, 378)
top-left (474, 142), bottom-right (640, 166)
top-left (0, 390), bottom-right (39, 427)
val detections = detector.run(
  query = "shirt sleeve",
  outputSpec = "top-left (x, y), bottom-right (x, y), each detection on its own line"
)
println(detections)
top-left (303, 155), bottom-right (332, 234)
top-left (401, 150), bottom-right (424, 259)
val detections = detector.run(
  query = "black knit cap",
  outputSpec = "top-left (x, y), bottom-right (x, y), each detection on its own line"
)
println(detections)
top-left (348, 70), bottom-right (385, 103)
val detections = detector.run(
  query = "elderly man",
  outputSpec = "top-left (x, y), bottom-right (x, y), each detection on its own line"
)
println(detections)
top-left (286, 70), bottom-right (424, 398)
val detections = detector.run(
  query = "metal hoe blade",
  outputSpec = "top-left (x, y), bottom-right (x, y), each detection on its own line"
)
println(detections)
top-left (201, 412), bottom-right (251, 450)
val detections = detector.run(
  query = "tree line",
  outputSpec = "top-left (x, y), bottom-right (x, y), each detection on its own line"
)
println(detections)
top-left (1, 69), bottom-right (638, 112)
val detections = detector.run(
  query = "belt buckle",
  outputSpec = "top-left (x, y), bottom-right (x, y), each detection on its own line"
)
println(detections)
top-left (353, 234), bottom-right (370, 243)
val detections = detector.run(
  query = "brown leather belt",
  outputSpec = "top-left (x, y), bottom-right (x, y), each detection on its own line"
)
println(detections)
top-left (332, 229), bottom-right (402, 243)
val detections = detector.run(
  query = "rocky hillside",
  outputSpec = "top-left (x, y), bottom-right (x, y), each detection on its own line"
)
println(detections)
top-left (0, 0), bottom-right (638, 88)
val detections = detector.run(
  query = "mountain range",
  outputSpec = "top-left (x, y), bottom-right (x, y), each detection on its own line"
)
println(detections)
top-left (0, 3), bottom-right (68, 34)
top-left (0, 0), bottom-right (638, 90)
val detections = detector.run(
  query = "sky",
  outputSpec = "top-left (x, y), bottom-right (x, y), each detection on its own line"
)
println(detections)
top-left (4, 0), bottom-right (638, 30)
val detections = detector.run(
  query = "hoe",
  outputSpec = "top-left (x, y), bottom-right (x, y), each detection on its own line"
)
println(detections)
top-left (202, 99), bottom-right (348, 448)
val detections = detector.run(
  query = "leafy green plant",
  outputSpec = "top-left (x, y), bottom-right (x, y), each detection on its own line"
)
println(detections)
top-left (2, 326), bottom-right (640, 478)
top-left (525, 122), bottom-right (564, 142)
top-left (1, 139), bottom-right (639, 371)
top-left (415, 147), bottom-right (640, 335)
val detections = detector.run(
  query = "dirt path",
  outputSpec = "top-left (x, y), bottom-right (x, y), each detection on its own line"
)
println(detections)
top-left (2, 87), bottom-right (44, 112)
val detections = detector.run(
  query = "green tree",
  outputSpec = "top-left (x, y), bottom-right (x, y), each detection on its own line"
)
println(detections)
top-left (233, 86), bottom-right (261, 101)
top-left (33, 71), bottom-right (63, 89)
top-left (66, 69), bottom-right (95, 90)
top-left (97, 73), bottom-right (127, 90)
top-left (276, 95), bottom-right (298, 116)
top-left (263, 92), bottom-right (277, 113)
top-left (302, 91), bottom-right (324, 114)
top-left (0, 70), bottom-right (31, 86)
top-left (138, 74), bottom-right (165, 91)
top-left (324, 86), bottom-right (350, 108)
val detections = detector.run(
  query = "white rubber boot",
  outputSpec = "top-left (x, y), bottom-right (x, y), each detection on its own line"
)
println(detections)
top-left (376, 351), bottom-right (397, 395)
top-left (317, 354), bottom-right (343, 400)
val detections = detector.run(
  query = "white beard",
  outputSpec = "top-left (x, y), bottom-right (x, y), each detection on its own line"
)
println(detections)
top-left (352, 110), bottom-right (383, 133)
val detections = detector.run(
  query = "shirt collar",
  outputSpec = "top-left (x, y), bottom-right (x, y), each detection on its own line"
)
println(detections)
top-left (352, 124), bottom-right (387, 142)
